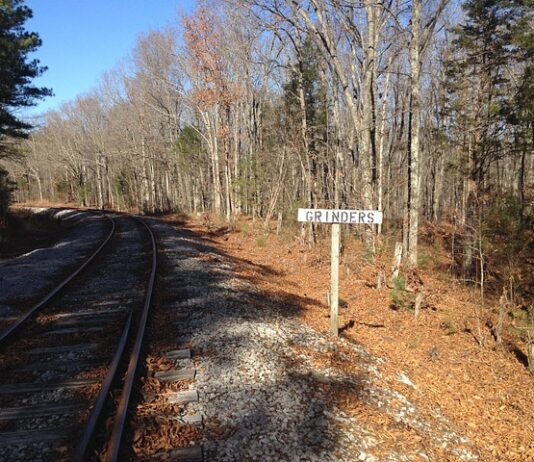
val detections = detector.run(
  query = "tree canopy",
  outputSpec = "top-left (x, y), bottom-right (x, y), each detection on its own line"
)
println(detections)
top-left (0, 0), bottom-right (51, 156)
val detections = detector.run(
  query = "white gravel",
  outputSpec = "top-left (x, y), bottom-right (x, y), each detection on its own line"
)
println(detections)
top-left (0, 208), bottom-right (107, 312)
top-left (150, 220), bottom-right (480, 462)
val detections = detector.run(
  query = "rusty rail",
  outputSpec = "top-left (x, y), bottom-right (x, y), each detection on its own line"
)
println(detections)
top-left (104, 217), bottom-right (157, 462)
top-left (70, 216), bottom-right (157, 461)
top-left (71, 311), bottom-right (133, 461)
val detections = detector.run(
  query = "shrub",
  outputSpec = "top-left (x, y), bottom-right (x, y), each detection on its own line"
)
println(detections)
top-left (440, 311), bottom-right (458, 336)
top-left (255, 235), bottom-right (267, 248)
top-left (390, 275), bottom-right (414, 310)
top-left (418, 252), bottom-right (431, 268)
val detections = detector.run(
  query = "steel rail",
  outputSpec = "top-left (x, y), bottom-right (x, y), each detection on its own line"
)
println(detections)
top-left (71, 311), bottom-right (133, 462)
top-left (104, 217), bottom-right (157, 462)
top-left (0, 214), bottom-right (116, 347)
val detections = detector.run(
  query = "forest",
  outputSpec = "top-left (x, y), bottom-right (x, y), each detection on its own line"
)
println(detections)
top-left (1, 0), bottom-right (533, 299)
top-left (1, 2), bottom-right (534, 458)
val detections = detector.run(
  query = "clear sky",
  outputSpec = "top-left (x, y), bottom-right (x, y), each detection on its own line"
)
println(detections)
top-left (24, 0), bottom-right (195, 117)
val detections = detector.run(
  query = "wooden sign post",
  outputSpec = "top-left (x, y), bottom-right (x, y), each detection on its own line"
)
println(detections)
top-left (297, 208), bottom-right (383, 336)
top-left (330, 222), bottom-right (340, 335)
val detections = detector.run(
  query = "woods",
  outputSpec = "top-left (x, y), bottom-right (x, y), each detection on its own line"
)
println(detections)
top-left (2, 0), bottom-right (533, 284)
top-left (0, 2), bottom-right (533, 457)
top-left (0, 0), bottom-right (50, 227)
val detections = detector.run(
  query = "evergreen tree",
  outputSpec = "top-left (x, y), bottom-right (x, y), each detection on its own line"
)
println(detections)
top-left (0, 0), bottom-right (51, 157)
top-left (446, 0), bottom-right (519, 168)
top-left (509, 0), bottom-right (534, 221)
top-left (0, 165), bottom-right (13, 239)
top-left (445, 0), bottom-right (533, 276)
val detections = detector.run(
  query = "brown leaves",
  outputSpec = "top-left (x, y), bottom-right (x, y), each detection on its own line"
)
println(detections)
top-left (199, 215), bottom-right (534, 462)
top-left (131, 416), bottom-right (201, 457)
top-left (183, 6), bottom-right (243, 110)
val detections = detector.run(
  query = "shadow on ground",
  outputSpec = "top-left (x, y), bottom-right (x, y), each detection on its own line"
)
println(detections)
top-left (144, 218), bottom-right (386, 462)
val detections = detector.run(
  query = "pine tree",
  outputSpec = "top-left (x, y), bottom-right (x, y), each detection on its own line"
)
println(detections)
top-left (509, 1), bottom-right (534, 222)
top-left (281, 36), bottom-right (328, 243)
top-left (444, 0), bottom-right (526, 278)
top-left (0, 0), bottom-right (51, 156)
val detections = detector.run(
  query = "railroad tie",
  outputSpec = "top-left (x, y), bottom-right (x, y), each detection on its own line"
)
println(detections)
top-left (27, 343), bottom-right (98, 355)
top-left (0, 427), bottom-right (73, 445)
top-left (18, 358), bottom-right (106, 372)
top-left (165, 389), bottom-right (199, 404)
top-left (154, 368), bottom-right (196, 382)
top-left (164, 348), bottom-right (192, 360)
top-left (152, 445), bottom-right (204, 461)
top-left (51, 307), bottom-right (127, 320)
top-left (0, 402), bottom-right (81, 420)
top-left (182, 414), bottom-right (203, 426)
top-left (0, 377), bottom-right (99, 394)
top-left (44, 326), bottom-right (105, 335)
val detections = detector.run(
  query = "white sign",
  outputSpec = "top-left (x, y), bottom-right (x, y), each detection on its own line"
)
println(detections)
top-left (297, 207), bottom-right (383, 337)
top-left (297, 208), bottom-right (383, 224)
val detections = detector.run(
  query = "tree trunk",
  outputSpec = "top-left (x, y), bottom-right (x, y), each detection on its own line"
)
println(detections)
top-left (211, 107), bottom-right (222, 214)
top-left (96, 154), bottom-right (104, 210)
top-left (361, 0), bottom-right (378, 250)
top-left (407, 0), bottom-right (421, 268)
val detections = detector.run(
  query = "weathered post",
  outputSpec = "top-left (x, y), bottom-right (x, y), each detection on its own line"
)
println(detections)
top-left (330, 223), bottom-right (340, 335)
top-left (297, 208), bottom-right (383, 337)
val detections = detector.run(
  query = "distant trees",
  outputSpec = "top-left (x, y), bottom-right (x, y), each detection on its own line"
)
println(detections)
top-left (0, 166), bottom-right (14, 237)
top-left (9, 0), bottom-right (533, 290)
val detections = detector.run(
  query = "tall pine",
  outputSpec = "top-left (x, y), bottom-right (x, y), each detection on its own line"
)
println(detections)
top-left (0, 0), bottom-right (51, 155)
top-left (0, 0), bottom-right (50, 223)
top-left (509, 0), bottom-right (534, 222)
top-left (445, 0), bottom-right (527, 278)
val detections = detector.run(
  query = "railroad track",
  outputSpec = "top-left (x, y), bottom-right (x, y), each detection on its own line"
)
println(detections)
top-left (0, 214), bottom-right (160, 461)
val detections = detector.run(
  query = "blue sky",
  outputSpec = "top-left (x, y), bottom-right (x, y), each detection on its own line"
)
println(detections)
top-left (24, 0), bottom-right (195, 117)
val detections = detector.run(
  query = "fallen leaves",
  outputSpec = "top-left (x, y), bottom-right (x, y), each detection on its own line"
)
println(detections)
top-left (198, 216), bottom-right (534, 462)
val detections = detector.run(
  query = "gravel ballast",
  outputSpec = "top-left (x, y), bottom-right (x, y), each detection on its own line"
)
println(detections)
top-left (0, 215), bottom-right (151, 461)
top-left (0, 208), bottom-right (107, 317)
top-left (149, 219), bottom-right (480, 462)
